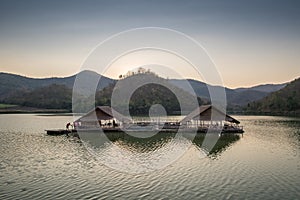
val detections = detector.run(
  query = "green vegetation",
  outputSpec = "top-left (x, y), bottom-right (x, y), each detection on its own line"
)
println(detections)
top-left (1, 73), bottom-right (204, 115)
top-left (2, 84), bottom-right (73, 110)
top-left (0, 71), bottom-right (297, 116)
top-left (1, 71), bottom-right (288, 109)
top-left (0, 103), bottom-right (17, 108)
top-left (0, 71), bottom-right (115, 101)
top-left (96, 73), bottom-right (204, 115)
top-left (245, 78), bottom-right (300, 116)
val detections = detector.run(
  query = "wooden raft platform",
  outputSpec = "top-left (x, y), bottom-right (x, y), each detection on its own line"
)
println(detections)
top-left (45, 129), bottom-right (77, 136)
top-left (46, 126), bottom-right (244, 136)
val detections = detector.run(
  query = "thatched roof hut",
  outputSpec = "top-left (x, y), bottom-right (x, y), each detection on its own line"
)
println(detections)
top-left (74, 106), bottom-right (131, 127)
top-left (180, 105), bottom-right (240, 124)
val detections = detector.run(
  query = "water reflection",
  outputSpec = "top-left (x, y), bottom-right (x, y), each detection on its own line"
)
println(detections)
top-left (105, 132), bottom-right (176, 153)
top-left (249, 116), bottom-right (300, 144)
top-left (79, 131), bottom-right (241, 157)
top-left (1, 114), bottom-right (299, 199)
top-left (280, 119), bottom-right (300, 142)
top-left (192, 134), bottom-right (241, 158)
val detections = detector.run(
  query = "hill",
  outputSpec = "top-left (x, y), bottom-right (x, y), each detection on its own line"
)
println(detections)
top-left (0, 71), bottom-right (115, 101)
top-left (1, 73), bottom-right (204, 115)
top-left (169, 79), bottom-right (279, 107)
top-left (235, 83), bottom-right (287, 93)
top-left (245, 78), bottom-right (300, 116)
top-left (2, 84), bottom-right (73, 110)
top-left (96, 74), bottom-right (204, 115)
top-left (0, 71), bottom-right (289, 112)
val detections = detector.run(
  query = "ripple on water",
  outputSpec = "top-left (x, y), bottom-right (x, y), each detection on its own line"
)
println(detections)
top-left (0, 115), bottom-right (299, 199)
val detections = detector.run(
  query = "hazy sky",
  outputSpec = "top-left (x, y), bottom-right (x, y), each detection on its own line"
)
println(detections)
top-left (0, 0), bottom-right (299, 88)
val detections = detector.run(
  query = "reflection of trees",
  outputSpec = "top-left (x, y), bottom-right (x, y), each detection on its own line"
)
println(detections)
top-left (103, 131), bottom-right (240, 156)
top-left (104, 132), bottom-right (176, 153)
top-left (192, 134), bottom-right (240, 157)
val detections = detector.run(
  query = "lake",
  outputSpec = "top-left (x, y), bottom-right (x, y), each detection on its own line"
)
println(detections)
top-left (0, 114), bottom-right (299, 199)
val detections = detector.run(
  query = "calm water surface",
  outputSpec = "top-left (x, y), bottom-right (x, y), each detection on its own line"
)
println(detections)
top-left (0, 114), bottom-right (299, 199)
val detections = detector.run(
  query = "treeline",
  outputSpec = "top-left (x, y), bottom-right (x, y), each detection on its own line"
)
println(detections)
top-left (2, 75), bottom-right (299, 117)
top-left (244, 78), bottom-right (300, 116)
top-left (2, 75), bottom-right (204, 115)
top-left (96, 82), bottom-right (204, 115)
top-left (2, 84), bottom-right (73, 110)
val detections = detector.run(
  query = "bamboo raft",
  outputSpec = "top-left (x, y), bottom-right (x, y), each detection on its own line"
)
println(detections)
top-left (46, 124), bottom-right (244, 136)
top-left (45, 129), bottom-right (77, 136)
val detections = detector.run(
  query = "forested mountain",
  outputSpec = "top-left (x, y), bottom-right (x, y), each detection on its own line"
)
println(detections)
top-left (245, 78), bottom-right (300, 116)
top-left (169, 79), bottom-right (281, 107)
top-left (96, 74), bottom-right (204, 115)
top-left (0, 71), bottom-right (290, 113)
top-left (2, 84), bottom-right (73, 110)
top-left (0, 71), bottom-right (115, 101)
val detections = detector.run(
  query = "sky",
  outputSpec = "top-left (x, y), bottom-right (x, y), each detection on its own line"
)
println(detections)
top-left (0, 0), bottom-right (299, 88)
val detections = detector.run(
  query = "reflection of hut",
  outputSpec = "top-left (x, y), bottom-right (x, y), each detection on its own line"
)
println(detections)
top-left (74, 106), bottom-right (131, 129)
top-left (180, 105), bottom-right (243, 133)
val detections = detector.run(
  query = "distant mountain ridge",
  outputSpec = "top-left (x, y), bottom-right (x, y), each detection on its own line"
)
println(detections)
top-left (169, 79), bottom-right (285, 107)
top-left (245, 77), bottom-right (300, 116)
top-left (235, 83), bottom-right (287, 93)
top-left (0, 71), bottom-right (115, 100)
top-left (0, 71), bottom-right (289, 110)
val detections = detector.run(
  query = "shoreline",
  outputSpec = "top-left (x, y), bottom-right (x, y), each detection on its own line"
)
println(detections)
top-left (0, 106), bottom-right (70, 114)
top-left (0, 105), bottom-right (299, 118)
top-left (0, 109), bottom-right (299, 118)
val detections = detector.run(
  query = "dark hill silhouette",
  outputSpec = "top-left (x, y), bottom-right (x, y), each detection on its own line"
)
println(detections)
top-left (0, 71), bottom-right (289, 111)
top-left (96, 74), bottom-right (204, 115)
top-left (169, 79), bottom-right (278, 107)
top-left (0, 71), bottom-right (115, 100)
top-left (245, 77), bottom-right (300, 116)
top-left (3, 84), bottom-right (73, 110)
top-left (235, 83), bottom-right (286, 93)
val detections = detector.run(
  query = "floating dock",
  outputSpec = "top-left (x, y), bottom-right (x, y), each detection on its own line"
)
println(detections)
top-left (45, 129), bottom-right (77, 136)
top-left (45, 105), bottom-right (244, 136)
top-left (46, 125), bottom-right (243, 136)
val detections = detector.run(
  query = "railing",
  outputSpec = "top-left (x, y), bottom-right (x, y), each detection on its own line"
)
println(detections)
top-left (76, 121), bottom-right (244, 133)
